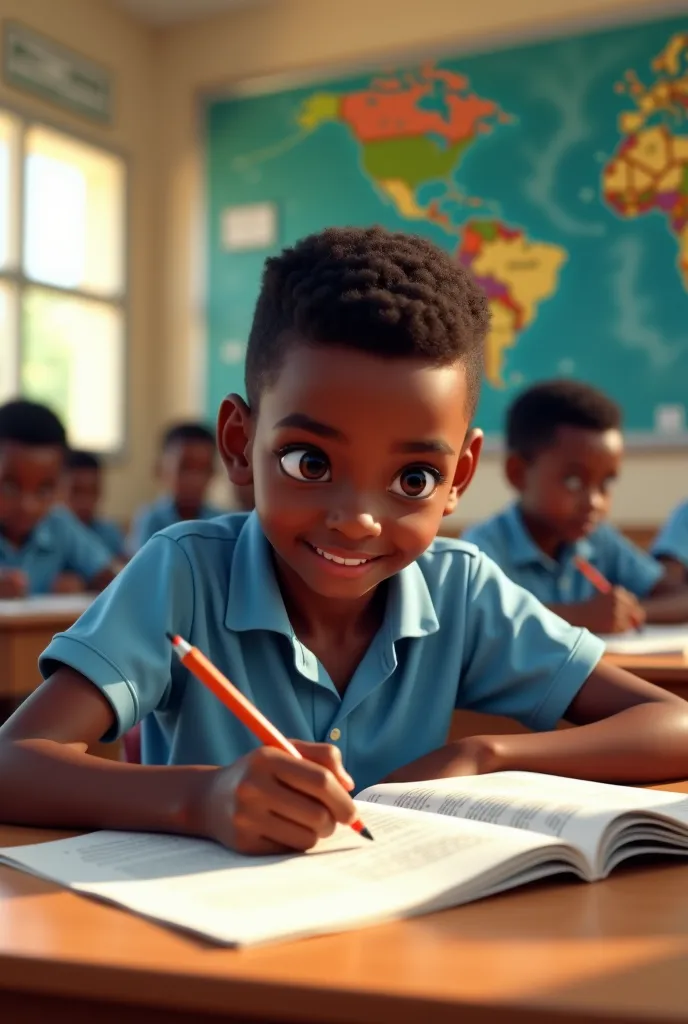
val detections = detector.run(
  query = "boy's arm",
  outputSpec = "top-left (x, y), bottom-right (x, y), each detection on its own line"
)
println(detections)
top-left (0, 667), bottom-right (356, 851)
top-left (641, 575), bottom-right (688, 623)
top-left (385, 661), bottom-right (688, 784)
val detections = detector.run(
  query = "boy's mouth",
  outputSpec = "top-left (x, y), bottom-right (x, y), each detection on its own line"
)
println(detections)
top-left (303, 541), bottom-right (382, 576)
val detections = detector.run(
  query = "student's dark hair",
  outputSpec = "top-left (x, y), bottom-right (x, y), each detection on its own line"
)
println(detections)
top-left (161, 422), bottom-right (215, 452)
top-left (0, 399), bottom-right (67, 448)
top-left (245, 225), bottom-right (489, 413)
top-left (66, 449), bottom-right (101, 472)
top-left (507, 379), bottom-right (622, 459)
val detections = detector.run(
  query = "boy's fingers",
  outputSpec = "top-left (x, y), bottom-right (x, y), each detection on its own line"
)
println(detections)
top-left (272, 755), bottom-right (357, 823)
top-left (292, 739), bottom-right (355, 790)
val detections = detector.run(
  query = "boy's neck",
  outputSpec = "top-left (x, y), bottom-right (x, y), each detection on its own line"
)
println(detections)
top-left (0, 525), bottom-right (30, 550)
top-left (518, 506), bottom-right (567, 560)
top-left (173, 500), bottom-right (203, 520)
top-left (271, 550), bottom-right (387, 642)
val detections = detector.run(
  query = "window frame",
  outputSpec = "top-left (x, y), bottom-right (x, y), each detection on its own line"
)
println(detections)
top-left (0, 98), bottom-right (130, 458)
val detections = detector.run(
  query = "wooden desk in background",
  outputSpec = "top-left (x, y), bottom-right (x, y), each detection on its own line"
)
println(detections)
top-left (0, 600), bottom-right (121, 761)
top-left (1, 780), bottom-right (688, 1024)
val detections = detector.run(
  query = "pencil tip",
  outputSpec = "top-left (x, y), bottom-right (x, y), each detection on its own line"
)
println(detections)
top-left (360, 827), bottom-right (374, 841)
top-left (165, 631), bottom-right (176, 643)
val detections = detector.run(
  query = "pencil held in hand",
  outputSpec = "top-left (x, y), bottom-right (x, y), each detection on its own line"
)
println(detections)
top-left (166, 633), bottom-right (373, 841)
top-left (573, 556), bottom-right (611, 594)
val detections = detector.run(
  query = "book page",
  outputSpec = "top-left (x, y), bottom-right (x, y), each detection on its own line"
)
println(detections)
top-left (0, 802), bottom-right (571, 947)
top-left (358, 772), bottom-right (688, 871)
top-left (0, 594), bottom-right (94, 617)
top-left (600, 624), bottom-right (688, 655)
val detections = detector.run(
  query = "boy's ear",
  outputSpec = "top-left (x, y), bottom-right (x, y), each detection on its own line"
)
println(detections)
top-left (505, 451), bottom-right (528, 492)
top-left (217, 394), bottom-right (253, 486)
top-left (443, 428), bottom-right (483, 517)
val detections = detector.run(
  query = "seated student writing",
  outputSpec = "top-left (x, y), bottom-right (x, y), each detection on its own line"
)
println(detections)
top-left (2, 227), bottom-right (688, 856)
top-left (64, 450), bottom-right (126, 562)
top-left (463, 380), bottom-right (688, 634)
top-left (127, 422), bottom-right (223, 554)
top-left (652, 501), bottom-right (688, 585)
top-left (0, 400), bottom-right (118, 599)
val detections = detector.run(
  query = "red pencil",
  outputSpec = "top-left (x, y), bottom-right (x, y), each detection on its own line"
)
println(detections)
top-left (573, 556), bottom-right (611, 594)
top-left (574, 556), bottom-right (642, 630)
top-left (166, 633), bottom-right (373, 841)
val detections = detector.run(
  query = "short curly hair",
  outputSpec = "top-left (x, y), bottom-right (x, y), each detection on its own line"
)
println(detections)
top-left (245, 225), bottom-right (489, 414)
top-left (507, 379), bottom-right (622, 459)
top-left (0, 399), bottom-right (66, 448)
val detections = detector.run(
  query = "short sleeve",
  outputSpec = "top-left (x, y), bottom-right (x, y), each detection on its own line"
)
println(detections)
top-left (459, 553), bottom-right (604, 731)
top-left (602, 527), bottom-right (664, 597)
top-left (62, 515), bottom-right (113, 582)
top-left (652, 504), bottom-right (688, 569)
top-left (39, 534), bottom-right (195, 739)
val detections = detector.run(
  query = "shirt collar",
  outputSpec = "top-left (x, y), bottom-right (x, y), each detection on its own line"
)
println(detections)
top-left (504, 503), bottom-right (593, 571)
top-left (226, 511), bottom-right (439, 643)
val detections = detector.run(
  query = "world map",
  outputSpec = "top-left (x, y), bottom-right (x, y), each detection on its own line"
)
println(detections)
top-left (207, 16), bottom-right (688, 440)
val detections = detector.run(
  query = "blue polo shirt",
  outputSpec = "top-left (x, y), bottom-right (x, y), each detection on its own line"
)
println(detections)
top-left (39, 512), bottom-right (604, 792)
top-left (126, 496), bottom-right (224, 554)
top-left (85, 518), bottom-right (126, 559)
top-left (652, 502), bottom-right (688, 569)
top-left (0, 507), bottom-right (113, 595)
top-left (463, 504), bottom-right (663, 604)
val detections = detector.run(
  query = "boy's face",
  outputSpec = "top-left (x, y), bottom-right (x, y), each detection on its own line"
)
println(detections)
top-left (159, 441), bottom-right (215, 510)
top-left (65, 467), bottom-right (101, 524)
top-left (511, 425), bottom-right (623, 543)
top-left (219, 343), bottom-right (482, 601)
top-left (0, 442), bottom-right (64, 545)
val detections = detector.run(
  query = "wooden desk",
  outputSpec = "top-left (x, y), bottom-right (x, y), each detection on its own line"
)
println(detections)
top-left (0, 602), bottom-right (121, 761)
top-left (2, 782), bottom-right (688, 1024)
top-left (605, 653), bottom-right (688, 694)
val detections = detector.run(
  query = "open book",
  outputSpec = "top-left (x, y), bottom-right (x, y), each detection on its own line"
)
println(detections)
top-left (0, 594), bottom-right (94, 618)
top-left (3, 771), bottom-right (688, 947)
top-left (600, 623), bottom-right (688, 656)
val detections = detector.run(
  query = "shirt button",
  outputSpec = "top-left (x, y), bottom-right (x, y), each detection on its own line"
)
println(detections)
top-left (329, 728), bottom-right (341, 741)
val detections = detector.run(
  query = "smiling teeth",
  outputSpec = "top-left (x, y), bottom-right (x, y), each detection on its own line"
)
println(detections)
top-left (315, 547), bottom-right (369, 566)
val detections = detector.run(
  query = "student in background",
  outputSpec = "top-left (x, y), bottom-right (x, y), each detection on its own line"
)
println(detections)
top-left (0, 400), bottom-right (117, 598)
top-left (463, 380), bottom-right (688, 634)
top-left (652, 502), bottom-right (688, 584)
top-left (64, 450), bottom-right (126, 561)
top-left (1, 228), bottom-right (688, 856)
top-left (127, 422), bottom-right (222, 553)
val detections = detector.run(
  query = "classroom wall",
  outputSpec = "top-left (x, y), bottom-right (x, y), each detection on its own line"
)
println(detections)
top-left (0, 0), bottom-right (158, 520)
top-left (156, 0), bottom-right (688, 526)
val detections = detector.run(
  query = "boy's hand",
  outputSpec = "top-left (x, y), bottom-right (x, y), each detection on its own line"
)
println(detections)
top-left (51, 572), bottom-right (86, 595)
top-left (582, 587), bottom-right (646, 634)
top-left (0, 569), bottom-right (28, 598)
top-left (198, 741), bottom-right (358, 855)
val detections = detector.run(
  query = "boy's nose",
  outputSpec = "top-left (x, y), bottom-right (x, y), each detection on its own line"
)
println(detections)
top-left (325, 507), bottom-right (382, 541)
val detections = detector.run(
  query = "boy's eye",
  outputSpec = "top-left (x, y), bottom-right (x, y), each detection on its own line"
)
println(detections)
top-left (563, 475), bottom-right (583, 493)
top-left (389, 465), bottom-right (442, 500)
top-left (279, 447), bottom-right (331, 483)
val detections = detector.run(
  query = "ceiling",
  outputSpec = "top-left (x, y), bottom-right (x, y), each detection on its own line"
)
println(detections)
top-left (108, 0), bottom-right (261, 25)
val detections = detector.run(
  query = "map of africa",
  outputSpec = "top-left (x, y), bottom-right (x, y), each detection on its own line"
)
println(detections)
top-left (207, 15), bottom-right (688, 440)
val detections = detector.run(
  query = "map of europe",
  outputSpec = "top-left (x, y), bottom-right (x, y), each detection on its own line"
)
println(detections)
top-left (207, 16), bottom-right (688, 439)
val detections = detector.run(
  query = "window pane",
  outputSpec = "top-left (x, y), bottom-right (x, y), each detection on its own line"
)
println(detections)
top-left (21, 288), bottom-right (124, 452)
top-left (0, 110), bottom-right (20, 271)
top-left (0, 280), bottom-right (18, 401)
top-left (23, 126), bottom-right (125, 296)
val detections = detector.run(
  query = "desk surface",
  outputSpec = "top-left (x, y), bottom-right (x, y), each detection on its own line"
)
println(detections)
top-left (3, 782), bottom-right (688, 1024)
top-left (604, 652), bottom-right (688, 690)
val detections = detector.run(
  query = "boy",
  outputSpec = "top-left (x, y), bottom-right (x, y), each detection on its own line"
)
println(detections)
top-left (0, 400), bottom-right (117, 598)
top-left (1, 228), bottom-right (688, 857)
top-left (64, 450), bottom-right (126, 561)
top-left (463, 380), bottom-right (688, 634)
top-left (652, 501), bottom-right (688, 584)
top-left (127, 422), bottom-right (222, 553)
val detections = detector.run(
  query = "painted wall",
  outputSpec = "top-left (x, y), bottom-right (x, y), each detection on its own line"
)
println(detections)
top-left (156, 0), bottom-right (688, 525)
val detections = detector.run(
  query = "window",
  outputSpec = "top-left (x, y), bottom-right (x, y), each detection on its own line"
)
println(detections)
top-left (0, 109), bottom-right (126, 452)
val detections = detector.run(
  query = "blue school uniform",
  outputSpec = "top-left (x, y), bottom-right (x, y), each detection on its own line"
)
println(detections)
top-left (463, 504), bottom-right (663, 604)
top-left (652, 502), bottom-right (688, 569)
top-left (88, 518), bottom-right (126, 559)
top-left (0, 507), bottom-right (113, 595)
top-left (126, 496), bottom-right (223, 554)
top-left (40, 512), bottom-right (604, 792)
